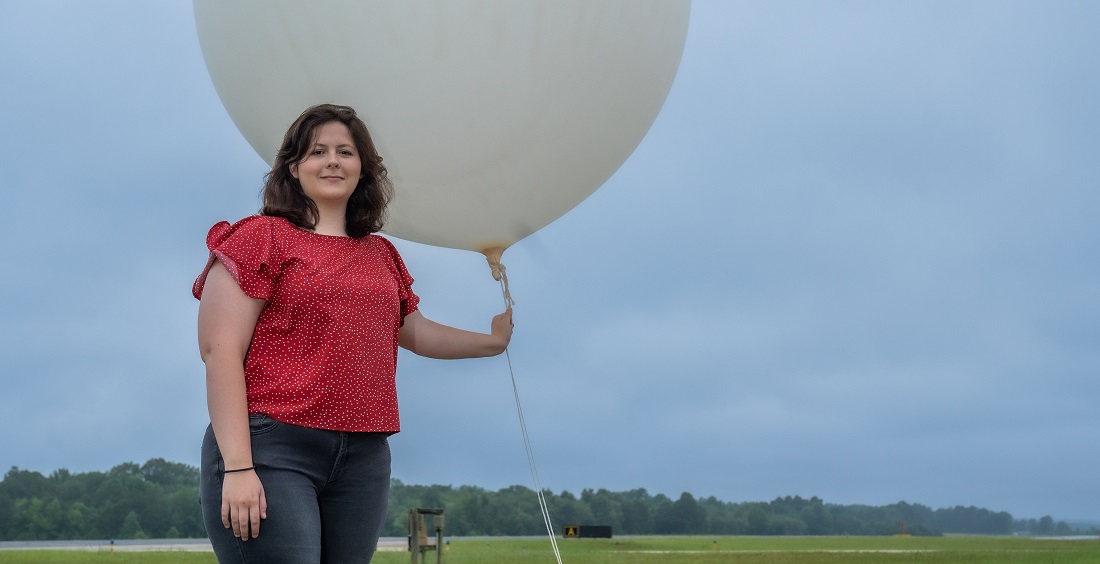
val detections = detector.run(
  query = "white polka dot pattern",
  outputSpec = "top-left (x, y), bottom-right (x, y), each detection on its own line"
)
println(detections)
top-left (193, 215), bottom-right (419, 433)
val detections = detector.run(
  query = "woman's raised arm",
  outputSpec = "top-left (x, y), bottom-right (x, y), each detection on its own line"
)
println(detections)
top-left (398, 308), bottom-right (513, 359)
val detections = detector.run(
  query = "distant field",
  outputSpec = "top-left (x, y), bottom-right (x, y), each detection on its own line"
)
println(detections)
top-left (3, 536), bottom-right (1099, 563)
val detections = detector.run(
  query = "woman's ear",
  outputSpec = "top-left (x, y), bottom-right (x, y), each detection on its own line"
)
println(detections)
top-left (289, 163), bottom-right (299, 179)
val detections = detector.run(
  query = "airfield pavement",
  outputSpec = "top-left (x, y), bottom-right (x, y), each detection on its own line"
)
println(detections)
top-left (0, 537), bottom-right (409, 552)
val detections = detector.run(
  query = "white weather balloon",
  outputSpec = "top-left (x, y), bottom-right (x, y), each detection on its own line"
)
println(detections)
top-left (194, 0), bottom-right (690, 255)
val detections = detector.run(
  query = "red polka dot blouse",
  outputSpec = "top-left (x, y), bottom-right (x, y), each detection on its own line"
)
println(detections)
top-left (193, 215), bottom-right (420, 433)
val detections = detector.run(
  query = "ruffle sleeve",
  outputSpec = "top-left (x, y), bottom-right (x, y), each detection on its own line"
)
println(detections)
top-left (192, 216), bottom-right (282, 300)
top-left (378, 236), bottom-right (420, 321)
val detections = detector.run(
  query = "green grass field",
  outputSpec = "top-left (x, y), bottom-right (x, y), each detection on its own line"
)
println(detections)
top-left (3, 536), bottom-right (1099, 563)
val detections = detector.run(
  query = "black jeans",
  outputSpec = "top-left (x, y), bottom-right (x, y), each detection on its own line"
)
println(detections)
top-left (200, 414), bottom-right (392, 563)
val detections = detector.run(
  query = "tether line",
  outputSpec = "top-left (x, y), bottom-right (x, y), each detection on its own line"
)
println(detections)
top-left (500, 277), bottom-right (563, 564)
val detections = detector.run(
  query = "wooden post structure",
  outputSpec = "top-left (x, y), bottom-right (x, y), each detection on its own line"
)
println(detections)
top-left (408, 507), bottom-right (445, 564)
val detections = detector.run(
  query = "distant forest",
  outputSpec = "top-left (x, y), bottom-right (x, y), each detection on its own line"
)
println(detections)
top-left (0, 459), bottom-right (1093, 540)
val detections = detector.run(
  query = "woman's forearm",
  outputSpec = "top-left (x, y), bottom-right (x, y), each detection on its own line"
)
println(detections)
top-left (399, 310), bottom-right (512, 359)
top-left (205, 355), bottom-right (253, 470)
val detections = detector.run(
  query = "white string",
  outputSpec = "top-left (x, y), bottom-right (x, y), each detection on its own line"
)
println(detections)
top-left (500, 278), bottom-right (563, 564)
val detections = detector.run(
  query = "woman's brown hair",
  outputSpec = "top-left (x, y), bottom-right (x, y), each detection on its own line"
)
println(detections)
top-left (262, 104), bottom-right (393, 237)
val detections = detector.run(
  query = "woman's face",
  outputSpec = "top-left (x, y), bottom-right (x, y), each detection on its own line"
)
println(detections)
top-left (290, 121), bottom-right (362, 207)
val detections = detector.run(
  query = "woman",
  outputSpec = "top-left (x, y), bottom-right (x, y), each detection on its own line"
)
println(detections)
top-left (193, 104), bottom-right (512, 563)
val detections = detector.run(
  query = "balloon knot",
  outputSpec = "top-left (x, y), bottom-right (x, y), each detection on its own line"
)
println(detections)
top-left (482, 247), bottom-right (515, 307)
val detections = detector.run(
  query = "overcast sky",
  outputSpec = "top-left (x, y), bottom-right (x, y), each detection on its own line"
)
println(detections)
top-left (2, 1), bottom-right (1098, 523)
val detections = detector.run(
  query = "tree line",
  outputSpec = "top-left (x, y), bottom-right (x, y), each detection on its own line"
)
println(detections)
top-left (385, 481), bottom-right (1091, 537)
top-left (0, 460), bottom-right (1092, 540)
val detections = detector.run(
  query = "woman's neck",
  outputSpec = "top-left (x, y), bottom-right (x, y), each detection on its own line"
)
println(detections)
top-left (312, 204), bottom-right (348, 237)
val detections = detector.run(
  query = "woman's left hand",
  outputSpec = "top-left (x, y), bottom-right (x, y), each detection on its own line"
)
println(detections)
top-left (491, 307), bottom-right (514, 350)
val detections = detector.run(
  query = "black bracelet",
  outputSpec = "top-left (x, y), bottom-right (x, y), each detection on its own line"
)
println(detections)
top-left (223, 466), bottom-right (255, 474)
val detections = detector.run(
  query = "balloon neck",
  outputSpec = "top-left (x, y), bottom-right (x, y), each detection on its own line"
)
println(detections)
top-left (482, 247), bottom-right (506, 281)
top-left (481, 247), bottom-right (515, 307)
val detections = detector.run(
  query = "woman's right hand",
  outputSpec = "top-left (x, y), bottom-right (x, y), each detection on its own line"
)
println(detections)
top-left (221, 470), bottom-right (267, 539)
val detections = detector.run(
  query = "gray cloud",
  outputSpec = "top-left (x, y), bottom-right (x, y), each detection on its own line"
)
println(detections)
top-left (1, 0), bottom-right (1097, 522)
